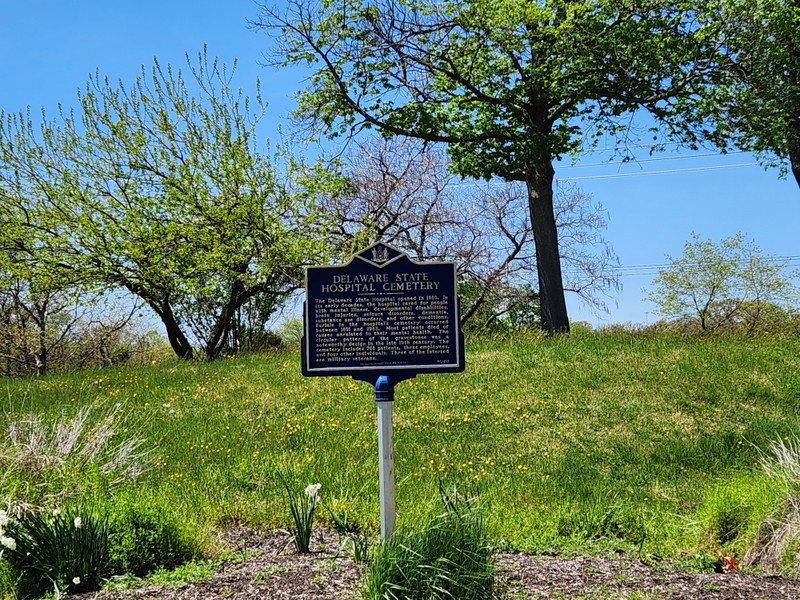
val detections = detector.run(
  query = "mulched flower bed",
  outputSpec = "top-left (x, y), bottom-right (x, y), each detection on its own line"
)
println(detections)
top-left (72, 528), bottom-right (800, 600)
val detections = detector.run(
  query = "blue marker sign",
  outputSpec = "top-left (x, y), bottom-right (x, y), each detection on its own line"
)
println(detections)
top-left (302, 242), bottom-right (464, 382)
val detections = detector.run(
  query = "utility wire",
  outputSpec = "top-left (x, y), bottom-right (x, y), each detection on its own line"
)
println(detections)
top-left (559, 151), bottom-right (747, 170)
top-left (446, 156), bottom-right (764, 189)
top-left (557, 162), bottom-right (761, 182)
top-left (565, 255), bottom-right (800, 278)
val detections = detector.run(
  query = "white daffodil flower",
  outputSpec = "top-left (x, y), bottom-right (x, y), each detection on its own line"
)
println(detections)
top-left (0, 536), bottom-right (16, 551)
top-left (304, 483), bottom-right (322, 500)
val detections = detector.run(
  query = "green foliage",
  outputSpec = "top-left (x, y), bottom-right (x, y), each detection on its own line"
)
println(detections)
top-left (698, 471), bottom-right (780, 551)
top-left (694, 0), bottom-right (800, 186)
top-left (2, 506), bottom-right (109, 598)
top-left (326, 503), bottom-right (372, 562)
top-left (648, 232), bottom-right (798, 333)
top-left (106, 492), bottom-right (197, 577)
top-left (258, 0), bottom-right (728, 333)
top-left (0, 48), bottom-right (345, 360)
top-left (262, 0), bottom-right (730, 179)
top-left (459, 279), bottom-right (540, 334)
top-left (275, 317), bottom-right (304, 347)
top-left (362, 485), bottom-right (496, 600)
top-left (556, 502), bottom-right (646, 547)
top-left (744, 432), bottom-right (800, 574)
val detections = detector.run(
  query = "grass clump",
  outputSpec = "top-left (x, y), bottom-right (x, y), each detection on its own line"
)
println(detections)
top-left (0, 403), bottom-right (151, 509)
top-left (556, 501), bottom-right (646, 547)
top-left (743, 434), bottom-right (800, 574)
top-left (362, 485), bottom-right (496, 600)
top-left (106, 491), bottom-right (198, 577)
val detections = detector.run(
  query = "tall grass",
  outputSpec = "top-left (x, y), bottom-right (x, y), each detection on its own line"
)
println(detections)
top-left (362, 485), bottom-right (495, 600)
top-left (1, 331), bottom-right (799, 558)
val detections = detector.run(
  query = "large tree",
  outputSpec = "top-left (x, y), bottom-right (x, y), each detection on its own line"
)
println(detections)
top-left (0, 50), bottom-right (342, 360)
top-left (254, 0), bottom-right (730, 333)
top-left (332, 136), bottom-right (618, 328)
top-left (696, 0), bottom-right (800, 188)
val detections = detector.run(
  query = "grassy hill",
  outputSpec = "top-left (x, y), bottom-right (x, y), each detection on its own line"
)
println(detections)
top-left (3, 329), bottom-right (800, 563)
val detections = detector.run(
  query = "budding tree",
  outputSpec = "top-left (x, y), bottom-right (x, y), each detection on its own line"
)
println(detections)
top-left (647, 233), bottom-right (799, 333)
top-left (328, 136), bottom-right (619, 330)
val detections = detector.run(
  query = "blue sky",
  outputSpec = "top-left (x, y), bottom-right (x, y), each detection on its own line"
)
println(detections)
top-left (2, 1), bottom-right (798, 327)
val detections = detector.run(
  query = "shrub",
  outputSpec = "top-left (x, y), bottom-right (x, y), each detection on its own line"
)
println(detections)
top-left (362, 486), bottom-right (496, 600)
top-left (107, 493), bottom-right (197, 576)
top-left (2, 505), bottom-right (108, 598)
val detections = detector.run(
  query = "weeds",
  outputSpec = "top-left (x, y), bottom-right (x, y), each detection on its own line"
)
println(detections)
top-left (0, 403), bottom-right (151, 507)
top-left (744, 432), bottom-right (800, 574)
top-left (326, 504), bottom-right (372, 562)
top-left (106, 492), bottom-right (198, 576)
top-left (362, 484), bottom-right (496, 600)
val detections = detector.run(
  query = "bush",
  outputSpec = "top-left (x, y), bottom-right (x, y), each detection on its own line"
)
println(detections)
top-left (2, 505), bottom-right (108, 598)
top-left (107, 493), bottom-right (197, 576)
top-left (362, 486), bottom-right (496, 600)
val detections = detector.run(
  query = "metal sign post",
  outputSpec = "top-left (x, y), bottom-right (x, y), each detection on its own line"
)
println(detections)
top-left (301, 242), bottom-right (464, 540)
top-left (375, 376), bottom-right (395, 538)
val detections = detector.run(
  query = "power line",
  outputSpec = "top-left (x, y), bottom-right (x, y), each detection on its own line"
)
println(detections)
top-left (586, 255), bottom-right (800, 279)
top-left (446, 157), bottom-right (763, 189)
top-left (557, 162), bottom-right (761, 182)
top-left (579, 142), bottom-right (686, 154)
top-left (559, 151), bottom-right (746, 170)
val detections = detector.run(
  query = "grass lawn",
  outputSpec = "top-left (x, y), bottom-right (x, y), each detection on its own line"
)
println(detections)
top-left (3, 329), bottom-right (800, 560)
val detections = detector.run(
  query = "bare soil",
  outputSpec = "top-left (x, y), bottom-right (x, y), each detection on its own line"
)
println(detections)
top-left (72, 528), bottom-right (800, 600)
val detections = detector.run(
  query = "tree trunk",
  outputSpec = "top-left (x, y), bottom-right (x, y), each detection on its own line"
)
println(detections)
top-left (525, 164), bottom-right (570, 334)
top-left (789, 116), bottom-right (800, 189)
top-left (203, 281), bottom-right (261, 360)
top-left (35, 327), bottom-right (47, 376)
top-left (155, 300), bottom-right (194, 360)
top-left (789, 3), bottom-right (800, 190)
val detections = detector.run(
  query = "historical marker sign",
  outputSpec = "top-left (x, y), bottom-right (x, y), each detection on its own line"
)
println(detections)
top-left (302, 242), bottom-right (464, 381)
top-left (302, 242), bottom-right (465, 539)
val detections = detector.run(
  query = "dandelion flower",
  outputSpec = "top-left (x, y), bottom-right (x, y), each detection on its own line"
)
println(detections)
top-left (74, 517), bottom-right (82, 529)
top-left (72, 577), bottom-right (81, 585)
top-left (0, 536), bottom-right (15, 551)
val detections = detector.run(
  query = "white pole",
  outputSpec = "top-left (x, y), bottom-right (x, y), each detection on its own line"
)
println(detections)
top-left (377, 399), bottom-right (396, 538)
